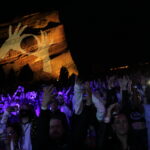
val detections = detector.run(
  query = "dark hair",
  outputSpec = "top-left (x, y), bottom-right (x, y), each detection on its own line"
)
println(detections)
top-left (110, 112), bottom-right (128, 124)
top-left (19, 103), bottom-right (36, 119)
top-left (50, 114), bottom-right (69, 134)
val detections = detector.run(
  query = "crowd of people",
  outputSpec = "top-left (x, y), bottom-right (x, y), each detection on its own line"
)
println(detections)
top-left (0, 68), bottom-right (150, 150)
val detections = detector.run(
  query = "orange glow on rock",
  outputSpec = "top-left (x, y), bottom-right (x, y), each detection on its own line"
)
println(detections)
top-left (0, 11), bottom-right (78, 81)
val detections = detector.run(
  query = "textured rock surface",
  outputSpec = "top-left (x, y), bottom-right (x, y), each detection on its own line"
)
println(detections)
top-left (0, 11), bottom-right (78, 81)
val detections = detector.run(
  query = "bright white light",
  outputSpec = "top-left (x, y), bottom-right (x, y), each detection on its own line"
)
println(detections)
top-left (147, 80), bottom-right (150, 85)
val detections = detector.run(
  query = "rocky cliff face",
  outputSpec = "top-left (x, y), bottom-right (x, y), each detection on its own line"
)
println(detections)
top-left (0, 11), bottom-right (78, 81)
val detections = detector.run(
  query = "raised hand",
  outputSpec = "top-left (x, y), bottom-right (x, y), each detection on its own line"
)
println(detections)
top-left (72, 76), bottom-right (84, 115)
top-left (31, 31), bottom-right (53, 73)
top-left (0, 23), bottom-right (32, 59)
top-left (107, 103), bottom-right (119, 114)
top-left (83, 81), bottom-right (92, 106)
top-left (84, 81), bottom-right (91, 92)
top-left (107, 76), bottom-right (115, 89)
top-left (75, 75), bottom-right (83, 87)
top-left (65, 87), bottom-right (72, 96)
top-left (42, 85), bottom-right (56, 108)
top-left (90, 80), bottom-right (100, 91)
top-left (92, 89), bottom-right (106, 122)
top-left (118, 76), bottom-right (128, 91)
top-left (104, 103), bottom-right (120, 123)
top-left (127, 79), bottom-right (132, 93)
top-left (90, 80), bottom-right (107, 107)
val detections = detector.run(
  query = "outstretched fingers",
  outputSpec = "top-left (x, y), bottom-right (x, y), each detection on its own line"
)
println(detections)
top-left (49, 32), bottom-right (54, 45)
top-left (40, 30), bottom-right (44, 43)
top-left (32, 35), bottom-right (41, 50)
top-left (43, 85), bottom-right (55, 94)
top-left (14, 23), bottom-right (21, 35)
top-left (8, 25), bottom-right (12, 37)
top-left (18, 25), bottom-right (28, 36)
top-left (44, 31), bottom-right (48, 43)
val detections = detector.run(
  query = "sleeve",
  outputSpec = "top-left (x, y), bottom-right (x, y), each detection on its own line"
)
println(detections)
top-left (72, 83), bottom-right (84, 115)
top-left (0, 111), bottom-right (10, 124)
top-left (0, 111), bottom-right (10, 134)
top-left (92, 94), bottom-right (106, 122)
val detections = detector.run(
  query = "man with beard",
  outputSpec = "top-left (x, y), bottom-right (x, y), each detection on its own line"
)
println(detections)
top-left (37, 85), bottom-right (69, 150)
top-left (0, 103), bottom-right (38, 150)
top-left (19, 103), bottom-right (38, 150)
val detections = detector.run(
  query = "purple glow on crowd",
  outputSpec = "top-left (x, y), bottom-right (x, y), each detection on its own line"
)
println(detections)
top-left (0, 85), bottom-right (73, 116)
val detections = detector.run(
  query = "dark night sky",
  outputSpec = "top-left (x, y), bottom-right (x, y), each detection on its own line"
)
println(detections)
top-left (0, 1), bottom-right (150, 77)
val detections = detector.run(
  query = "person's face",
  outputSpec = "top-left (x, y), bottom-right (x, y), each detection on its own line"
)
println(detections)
top-left (49, 119), bottom-right (64, 140)
top-left (19, 104), bottom-right (31, 118)
top-left (112, 114), bottom-right (129, 136)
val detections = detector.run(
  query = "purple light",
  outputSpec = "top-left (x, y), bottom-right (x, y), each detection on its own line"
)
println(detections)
top-left (0, 85), bottom-right (74, 116)
top-left (58, 91), bottom-right (63, 95)
top-left (26, 91), bottom-right (37, 100)
top-left (35, 106), bottom-right (40, 117)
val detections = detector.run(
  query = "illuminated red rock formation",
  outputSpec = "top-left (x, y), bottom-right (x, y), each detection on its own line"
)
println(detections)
top-left (0, 11), bottom-right (78, 81)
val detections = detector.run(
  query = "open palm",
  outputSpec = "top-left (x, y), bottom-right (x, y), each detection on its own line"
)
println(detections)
top-left (0, 23), bottom-right (32, 59)
top-left (32, 31), bottom-right (53, 73)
